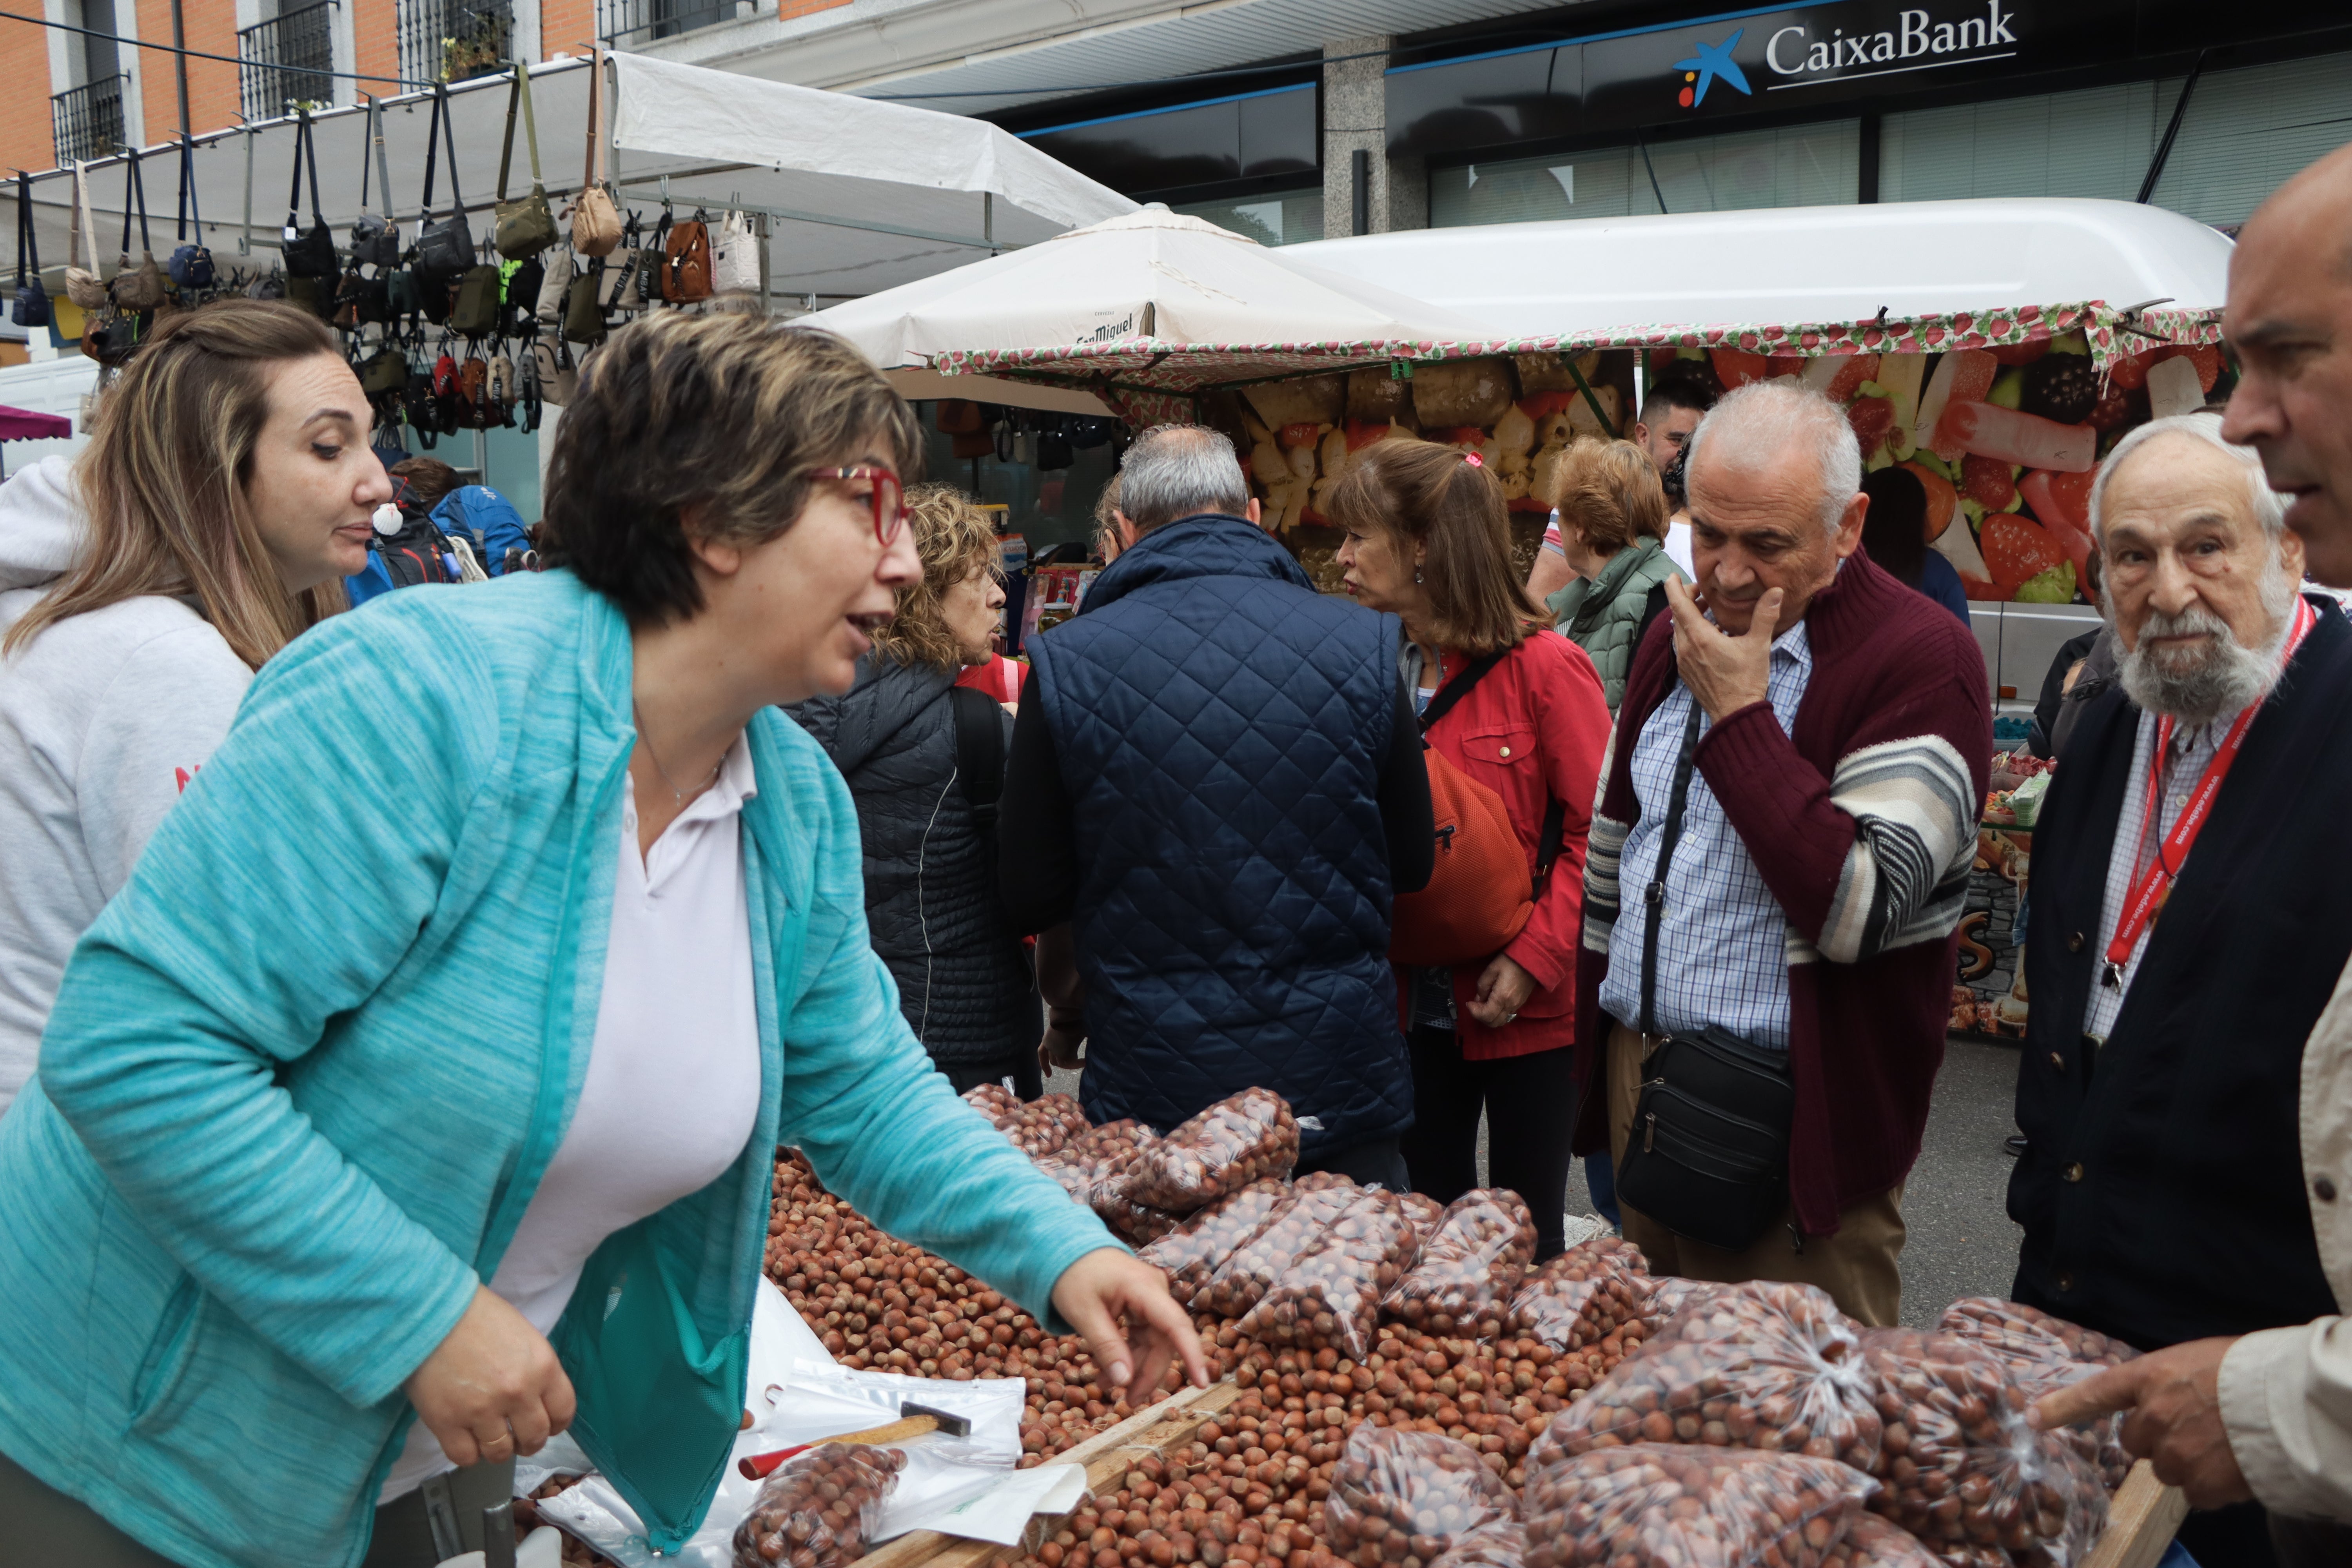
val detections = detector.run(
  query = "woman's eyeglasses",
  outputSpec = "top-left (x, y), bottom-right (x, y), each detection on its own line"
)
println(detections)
top-left (806, 466), bottom-right (909, 548)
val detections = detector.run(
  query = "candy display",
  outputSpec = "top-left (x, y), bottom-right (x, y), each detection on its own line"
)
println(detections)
top-left (1122, 1087), bottom-right (1302, 1213)
top-left (731, 1443), bottom-right (906, 1568)
top-left (1238, 1187), bottom-right (1422, 1359)
top-left (1385, 1190), bottom-right (1539, 1340)
top-left (1323, 1425), bottom-right (1519, 1568)
top-left (1540, 1282), bottom-right (1880, 1471)
top-left (1505, 1237), bottom-right (1650, 1354)
top-left (1140, 1178), bottom-right (1295, 1306)
top-left (1520, 1443), bottom-right (1878, 1568)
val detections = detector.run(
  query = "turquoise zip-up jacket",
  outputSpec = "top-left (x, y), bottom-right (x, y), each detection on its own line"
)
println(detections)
top-left (0, 570), bottom-right (1116, 1568)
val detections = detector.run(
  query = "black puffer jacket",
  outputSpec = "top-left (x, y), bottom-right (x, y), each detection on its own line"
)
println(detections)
top-left (788, 653), bottom-right (1032, 1065)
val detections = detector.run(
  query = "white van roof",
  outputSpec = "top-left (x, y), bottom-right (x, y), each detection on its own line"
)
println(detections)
top-left (1285, 198), bottom-right (2232, 339)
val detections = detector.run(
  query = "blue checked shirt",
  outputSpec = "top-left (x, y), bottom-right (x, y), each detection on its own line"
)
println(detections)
top-left (1598, 620), bottom-right (1815, 1049)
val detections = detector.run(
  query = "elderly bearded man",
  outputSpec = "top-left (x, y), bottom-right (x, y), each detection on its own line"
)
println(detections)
top-left (1574, 380), bottom-right (1989, 1326)
top-left (2009, 413), bottom-right (2352, 1568)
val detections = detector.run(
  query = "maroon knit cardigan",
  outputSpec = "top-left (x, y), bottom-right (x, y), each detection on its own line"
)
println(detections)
top-left (1572, 550), bottom-right (1993, 1236)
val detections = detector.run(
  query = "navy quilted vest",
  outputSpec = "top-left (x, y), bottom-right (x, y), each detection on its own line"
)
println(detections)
top-left (1028, 514), bottom-right (1412, 1159)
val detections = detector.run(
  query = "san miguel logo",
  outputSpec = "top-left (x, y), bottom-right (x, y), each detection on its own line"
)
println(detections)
top-left (1671, 1), bottom-right (2021, 108)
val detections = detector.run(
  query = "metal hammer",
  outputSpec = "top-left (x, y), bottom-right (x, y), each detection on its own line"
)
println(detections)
top-left (738, 1400), bottom-right (973, 1480)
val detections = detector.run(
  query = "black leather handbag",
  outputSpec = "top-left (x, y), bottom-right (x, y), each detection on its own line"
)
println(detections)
top-left (1611, 697), bottom-right (1799, 1252)
top-left (169, 136), bottom-right (214, 290)
top-left (413, 85), bottom-right (477, 290)
top-left (281, 112), bottom-right (338, 279)
top-left (348, 96), bottom-right (401, 270)
top-left (12, 172), bottom-right (48, 328)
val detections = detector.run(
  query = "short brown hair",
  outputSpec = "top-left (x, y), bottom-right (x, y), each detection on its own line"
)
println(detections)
top-left (389, 456), bottom-right (461, 510)
top-left (539, 314), bottom-right (923, 626)
top-left (5, 299), bottom-right (344, 668)
top-left (878, 484), bottom-right (1002, 673)
top-left (1549, 440), bottom-right (1668, 554)
top-left (1324, 439), bottom-right (1543, 656)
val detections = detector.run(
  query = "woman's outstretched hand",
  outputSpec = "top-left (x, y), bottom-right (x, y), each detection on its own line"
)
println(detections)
top-left (1051, 1248), bottom-right (1211, 1403)
top-left (405, 1285), bottom-right (577, 1466)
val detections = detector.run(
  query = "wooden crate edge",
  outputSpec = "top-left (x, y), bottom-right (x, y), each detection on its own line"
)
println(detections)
top-left (2082, 1461), bottom-right (2187, 1568)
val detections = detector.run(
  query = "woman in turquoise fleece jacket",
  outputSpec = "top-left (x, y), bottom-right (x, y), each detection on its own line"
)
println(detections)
top-left (0, 315), bottom-right (1203, 1568)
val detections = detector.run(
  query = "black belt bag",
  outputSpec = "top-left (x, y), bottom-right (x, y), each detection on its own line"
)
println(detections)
top-left (1612, 692), bottom-right (1798, 1252)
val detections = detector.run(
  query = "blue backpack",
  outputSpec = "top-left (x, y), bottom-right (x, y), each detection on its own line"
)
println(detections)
top-left (430, 486), bottom-right (530, 576)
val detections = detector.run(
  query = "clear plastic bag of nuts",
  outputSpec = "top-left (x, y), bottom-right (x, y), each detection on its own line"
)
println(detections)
top-left (1400, 1193), bottom-right (1447, 1247)
top-left (1539, 1281), bottom-right (1882, 1471)
top-left (1139, 1178), bottom-right (1291, 1306)
top-left (1386, 1190), bottom-right (1539, 1341)
top-left (964, 1085), bottom-right (1092, 1159)
top-left (1194, 1174), bottom-right (1361, 1318)
top-left (1935, 1299), bottom-right (2139, 1491)
top-left (1323, 1424), bottom-right (1520, 1568)
top-left (1236, 1187), bottom-right (1421, 1359)
top-left (1121, 1087), bottom-right (1300, 1212)
top-left (1645, 1278), bottom-right (1731, 1333)
top-left (1854, 1330), bottom-right (2109, 1566)
top-left (731, 1443), bottom-right (906, 1568)
top-left (1506, 1237), bottom-right (1649, 1354)
top-left (1521, 1442), bottom-right (1879, 1568)
top-left (1819, 1513), bottom-right (1944, 1567)
top-left (1429, 1522), bottom-right (1524, 1568)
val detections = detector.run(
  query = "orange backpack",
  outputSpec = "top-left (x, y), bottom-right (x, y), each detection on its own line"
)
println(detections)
top-left (1388, 650), bottom-right (1562, 967)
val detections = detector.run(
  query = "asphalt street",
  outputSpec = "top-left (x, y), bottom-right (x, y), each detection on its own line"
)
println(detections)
top-left (1049, 1033), bottom-right (2028, 1328)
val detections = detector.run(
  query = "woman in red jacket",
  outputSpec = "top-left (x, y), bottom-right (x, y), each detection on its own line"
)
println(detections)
top-left (1329, 440), bottom-right (1613, 1258)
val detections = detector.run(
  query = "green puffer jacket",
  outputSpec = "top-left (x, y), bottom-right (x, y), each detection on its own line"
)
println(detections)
top-left (1545, 537), bottom-right (1687, 713)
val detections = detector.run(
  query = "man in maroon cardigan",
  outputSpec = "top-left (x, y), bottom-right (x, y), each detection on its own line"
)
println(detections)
top-left (1574, 380), bottom-right (1991, 1325)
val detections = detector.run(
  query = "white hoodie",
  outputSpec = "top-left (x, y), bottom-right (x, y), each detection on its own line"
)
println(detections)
top-left (0, 456), bottom-right (254, 1116)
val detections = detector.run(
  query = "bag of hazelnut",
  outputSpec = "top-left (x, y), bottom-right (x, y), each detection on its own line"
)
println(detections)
top-left (1140, 1178), bottom-right (1292, 1305)
top-left (1121, 1087), bottom-right (1300, 1212)
top-left (1323, 1424), bottom-right (1519, 1568)
top-left (1537, 1281), bottom-right (1882, 1474)
top-left (962, 1084), bottom-right (1091, 1158)
top-left (1505, 1237), bottom-right (1649, 1354)
top-left (1819, 1513), bottom-right (1944, 1567)
top-left (1521, 1442), bottom-right (1878, 1568)
top-left (1195, 1174), bottom-right (1361, 1319)
top-left (1386, 1189), bottom-right (1539, 1341)
top-left (731, 1443), bottom-right (906, 1568)
top-left (1935, 1298), bottom-right (2139, 1493)
top-left (1236, 1187), bottom-right (1421, 1359)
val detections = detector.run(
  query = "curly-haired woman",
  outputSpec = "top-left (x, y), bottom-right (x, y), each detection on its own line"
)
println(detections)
top-left (791, 483), bottom-right (1040, 1094)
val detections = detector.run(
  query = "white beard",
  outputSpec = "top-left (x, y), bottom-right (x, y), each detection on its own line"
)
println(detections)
top-left (2116, 564), bottom-right (2300, 727)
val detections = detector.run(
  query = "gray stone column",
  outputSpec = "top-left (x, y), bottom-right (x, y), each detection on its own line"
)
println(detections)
top-left (1322, 36), bottom-right (1426, 239)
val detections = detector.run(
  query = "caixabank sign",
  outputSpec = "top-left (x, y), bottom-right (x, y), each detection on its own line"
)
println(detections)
top-left (1388, 0), bottom-right (2129, 159)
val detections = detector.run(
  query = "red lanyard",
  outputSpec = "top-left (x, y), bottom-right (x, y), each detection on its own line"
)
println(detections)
top-left (2104, 597), bottom-right (2317, 985)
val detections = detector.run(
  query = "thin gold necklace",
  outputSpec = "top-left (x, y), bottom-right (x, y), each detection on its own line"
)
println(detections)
top-left (632, 701), bottom-right (724, 807)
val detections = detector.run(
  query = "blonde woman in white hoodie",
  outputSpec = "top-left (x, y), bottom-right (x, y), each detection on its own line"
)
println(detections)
top-left (0, 301), bottom-right (394, 1116)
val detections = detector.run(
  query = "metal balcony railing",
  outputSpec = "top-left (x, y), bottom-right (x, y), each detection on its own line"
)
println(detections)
top-left (239, 1), bottom-right (338, 122)
top-left (398, 0), bottom-right (510, 86)
top-left (598, 0), bottom-right (753, 48)
top-left (53, 74), bottom-right (129, 165)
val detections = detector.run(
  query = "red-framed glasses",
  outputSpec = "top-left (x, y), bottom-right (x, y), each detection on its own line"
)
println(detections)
top-left (806, 466), bottom-right (909, 548)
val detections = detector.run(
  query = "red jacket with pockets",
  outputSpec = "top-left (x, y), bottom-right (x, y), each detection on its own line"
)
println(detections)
top-left (1400, 629), bottom-right (1614, 1061)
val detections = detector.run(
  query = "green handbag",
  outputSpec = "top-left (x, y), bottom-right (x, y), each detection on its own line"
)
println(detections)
top-left (563, 263), bottom-right (606, 346)
top-left (549, 1217), bottom-right (748, 1554)
top-left (494, 61), bottom-right (558, 260)
top-left (385, 268), bottom-right (423, 318)
top-left (451, 263), bottom-right (501, 335)
top-left (359, 345), bottom-right (408, 397)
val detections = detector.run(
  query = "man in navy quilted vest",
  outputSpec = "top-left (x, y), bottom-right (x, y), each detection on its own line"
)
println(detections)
top-left (1000, 425), bottom-right (1434, 1184)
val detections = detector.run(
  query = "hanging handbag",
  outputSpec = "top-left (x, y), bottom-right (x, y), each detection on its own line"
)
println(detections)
top-left (568, 47), bottom-right (623, 258)
top-left (245, 267), bottom-right (287, 301)
top-left (385, 268), bottom-right (423, 318)
top-left (533, 338), bottom-right (576, 407)
top-left (710, 209), bottom-right (760, 295)
top-left (535, 240), bottom-right (573, 327)
top-left (110, 150), bottom-right (166, 311)
top-left (488, 351), bottom-right (515, 408)
top-left (168, 136), bottom-right (215, 291)
top-left (335, 260), bottom-right (390, 325)
top-left (1609, 697), bottom-right (1800, 1253)
top-left (451, 263), bottom-right (502, 335)
top-left (494, 61), bottom-right (558, 259)
top-left (642, 209), bottom-right (672, 304)
top-left (85, 305), bottom-right (151, 367)
top-left (285, 273), bottom-right (334, 320)
top-left (414, 85), bottom-right (477, 288)
top-left (349, 96), bottom-right (401, 269)
top-left (518, 342), bottom-right (542, 431)
top-left (360, 342), bottom-right (410, 397)
top-left (459, 354), bottom-right (490, 426)
top-left (663, 211), bottom-right (712, 303)
top-left (64, 162), bottom-right (107, 310)
top-left (563, 260), bottom-right (606, 345)
top-left (280, 113), bottom-right (338, 279)
top-left (14, 173), bottom-right (49, 327)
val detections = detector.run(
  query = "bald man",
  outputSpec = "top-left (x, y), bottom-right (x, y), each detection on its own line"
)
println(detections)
top-left (2033, 143), bottom-right (2352, 1568)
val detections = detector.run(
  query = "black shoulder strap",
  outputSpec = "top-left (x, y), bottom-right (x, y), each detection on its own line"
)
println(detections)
top-left (285, 115), bottom-right (306, 231)
top-left (122, 147), bottom-right (147, 256)
top-left (419, 90), bottom-right (442, 220)
top-left (1638, 691), bottom-right (1707, 1038)
top-left (176, 135), bottom-right (201, 242)
top-left (950, 684), bottom-right (1006, 820)
top-left (17, 172), bottom-right (33, 285)
top-left (438, 84), bottom-right (467, 213)
top-left (1417, 647), bottom-right (1510, 733)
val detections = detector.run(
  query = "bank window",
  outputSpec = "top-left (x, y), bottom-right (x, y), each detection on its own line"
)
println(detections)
top-left (1173, 190), bottom-right (1326, 246)
top-left (2145, 50), bottom-right (2352, 228)
top-left (1431, 120), bottom-right (1860, 227)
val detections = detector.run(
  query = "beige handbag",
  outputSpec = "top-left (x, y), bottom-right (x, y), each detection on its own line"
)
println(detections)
top-left (568, 48), bottom-right (622, 258)
top-left (64, 163), bottom-right (108, 310)
top-left (536, 240), bottom-right (574, 327)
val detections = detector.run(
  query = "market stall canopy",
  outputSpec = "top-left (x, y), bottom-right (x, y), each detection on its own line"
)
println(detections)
top-left (1281, 198), bottom-right (2233, 339)
top-left (0, 406), bottom-right (71, 441)
top-left (1, 54), bottom-right (1136, 302)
